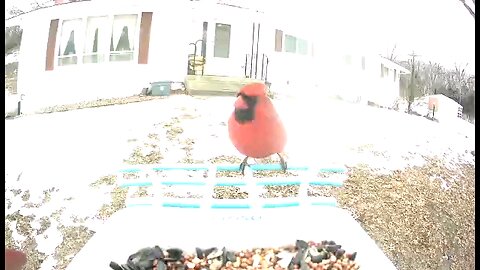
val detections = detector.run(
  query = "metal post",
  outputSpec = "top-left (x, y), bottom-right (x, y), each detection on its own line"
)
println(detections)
top-left (250, 23), bottom-right (255, 78)
top-left (254, 23), bottom-right (260, 79)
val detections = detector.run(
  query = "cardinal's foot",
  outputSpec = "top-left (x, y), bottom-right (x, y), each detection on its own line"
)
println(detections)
top-left (277, 153), bottom-right (288, 173)
top-left (239, 156), bottom-right (250, 176)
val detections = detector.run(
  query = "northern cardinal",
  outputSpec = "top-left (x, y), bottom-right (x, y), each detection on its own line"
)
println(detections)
top-left (5, 248), bottom-right (27, 270)
top-left (228, 83), bottom-right (287, 175)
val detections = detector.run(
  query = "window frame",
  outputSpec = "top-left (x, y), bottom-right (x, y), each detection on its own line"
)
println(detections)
top-left (55, 17), bottom-right (84, 67)
top-left (54, 12), bottom-right (142, 68)
top-left (109, 14), bottom-right (141, 62)
top-left (82, 15), bottom-right (110, 64)
top-left (213, 22), bottom-right (232, 59)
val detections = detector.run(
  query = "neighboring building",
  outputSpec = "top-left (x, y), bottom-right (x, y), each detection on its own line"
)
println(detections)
top-left (316, 53), bottom-right (410, 107)
top-left (363, 56), bottom-right (411, 107)
top-left (7, 0), bottom-right (409, 113)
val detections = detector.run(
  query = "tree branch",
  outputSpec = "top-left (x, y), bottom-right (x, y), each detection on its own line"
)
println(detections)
top-left (389, 44), bottom-right (397, 61)
top-left (459, 0), bottom-right (475, 19)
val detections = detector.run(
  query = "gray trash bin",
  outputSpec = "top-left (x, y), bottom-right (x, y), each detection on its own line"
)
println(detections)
top-left (150, 81), bottom-right (172, 96)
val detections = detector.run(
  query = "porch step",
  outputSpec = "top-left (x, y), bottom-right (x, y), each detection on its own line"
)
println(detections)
top-left (185, 75), bottom-right (263, 96)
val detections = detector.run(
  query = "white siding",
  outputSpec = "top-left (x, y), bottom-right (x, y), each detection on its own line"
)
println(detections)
top-left (17, 0), bottom-right (191, 113)
top-left (15, 0), bottom-right (406, 112)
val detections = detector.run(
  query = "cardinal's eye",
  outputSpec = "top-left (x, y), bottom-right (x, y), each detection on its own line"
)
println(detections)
top-left (242, 95), bottom-right (258, 106)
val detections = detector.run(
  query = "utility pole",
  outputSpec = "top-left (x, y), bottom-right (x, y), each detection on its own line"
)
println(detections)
top-left (407, 51), bottom-right (419, 114)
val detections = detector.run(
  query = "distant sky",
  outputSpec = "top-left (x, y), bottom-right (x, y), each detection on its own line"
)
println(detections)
top-left (5, 0), bottom-right (475, 74)
top-left (277, 0), bottom-right (475, 74)
top-left (372, 0), bottom-right (475, 74)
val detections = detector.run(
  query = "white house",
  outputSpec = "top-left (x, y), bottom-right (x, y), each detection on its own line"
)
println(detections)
top-left (8, 0), bottom-right (409, 113)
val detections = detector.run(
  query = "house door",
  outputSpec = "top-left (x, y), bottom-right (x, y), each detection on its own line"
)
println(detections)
top-left (204, 20), bottom-right (253, 77)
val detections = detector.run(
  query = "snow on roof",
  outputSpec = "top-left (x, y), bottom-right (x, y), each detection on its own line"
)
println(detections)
top-left (379, 56), bottom-right (411, 74)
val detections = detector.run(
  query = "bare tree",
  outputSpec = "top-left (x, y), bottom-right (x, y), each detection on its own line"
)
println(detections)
top-left (387, 44), bottom-right (398, 62)
top-left (416, 62), bottom-right (445, 96)
top-left (397, 54), bottom-right (475, 121)
top-left (451, 64), bottom-right (470, 103)
top-left (8, 7), bottom-right (25, 17)
top-left (459, 0), bottom-right (475, 19)
top-left (407, 51), bottom-right (419, 113)
top-left (6, 0), bottom-right (54, 20)
top-left (382, 44), bottom-right (399, 64)
top-left (5, 26), bottom-right (23, 55)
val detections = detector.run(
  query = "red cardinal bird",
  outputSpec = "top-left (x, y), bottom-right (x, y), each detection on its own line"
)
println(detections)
top-left (228, 82), bottom-right (287, 175)
top-left (5, 248), bottom-right (27, 270)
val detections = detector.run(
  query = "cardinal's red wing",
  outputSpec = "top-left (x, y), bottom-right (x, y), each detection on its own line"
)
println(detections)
top-left (255, 97), bottom-right (287, 151)
top-left (257, 97), bottom-right (281, 122)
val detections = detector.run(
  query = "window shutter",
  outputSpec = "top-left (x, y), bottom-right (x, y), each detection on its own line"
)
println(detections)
top-left (274, 29), bottom-right (283, 52)
top-left (138, 12), bottom-right (153, 64)
top-left (45, 19), bottom-right (59, 71)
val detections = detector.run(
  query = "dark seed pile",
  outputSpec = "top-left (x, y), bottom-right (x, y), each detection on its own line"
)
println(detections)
top-left (110, 240), bottom-right (360, 270)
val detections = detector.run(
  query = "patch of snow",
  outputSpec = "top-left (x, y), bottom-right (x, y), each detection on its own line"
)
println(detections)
top-left (6, 197), bottom-right (25, 217)
top-left (5, 52), bottom-right (19, 65)
top-left (36, 220), bottom-right (63, 255)
top-left (8, 221), bottom-right (26, 244)
top-left (39, 256), bottom-right (57, 270)
top-left (30, 219), bottom-right (42, 231)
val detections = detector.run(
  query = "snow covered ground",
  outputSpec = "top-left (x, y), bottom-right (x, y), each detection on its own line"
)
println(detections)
top-left (4, 94), bottom-right (475, 269)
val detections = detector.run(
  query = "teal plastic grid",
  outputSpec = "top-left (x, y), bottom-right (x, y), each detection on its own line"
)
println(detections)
top-left (117, 163), bottom-right (348, 209)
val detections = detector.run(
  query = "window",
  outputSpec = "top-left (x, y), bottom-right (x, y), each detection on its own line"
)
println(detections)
top-left (84, 16), bottom-right (108, 63)
top-left (110, 14), bottom-right (138, 62)
top-left (381, 64), bottom-right (389, 78)
top-left (57, 19), bottom-right (83, 66)
top-left (344, 54), bottom-right (352, 65)
top-left (361, 56), bottom-right (366, 70)
top-left (284, 35), bottom-right (296, 53)
top-left (297, 39), bottom-right (308, 55)
top-left (393, 69), bottom-right (397, 81)
top-left (214, 23), bottom-right (231, 58)
top-left (274, 29), bottom-right (283, 52)
top-left (48, 13), bottom-right (151, 69)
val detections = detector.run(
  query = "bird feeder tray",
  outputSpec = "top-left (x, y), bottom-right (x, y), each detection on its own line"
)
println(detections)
top-left (66, 163), bottom-right (398, 270)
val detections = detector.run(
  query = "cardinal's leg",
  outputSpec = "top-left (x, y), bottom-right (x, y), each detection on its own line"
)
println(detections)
top-left (277, 153), bottom-right (288, 173)
top-left (239, 156), bottom-right (250, 175)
